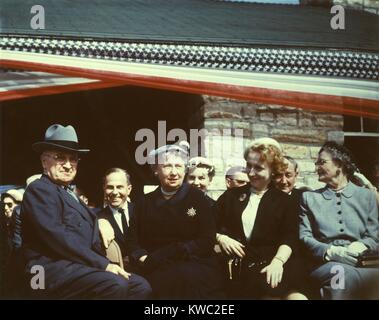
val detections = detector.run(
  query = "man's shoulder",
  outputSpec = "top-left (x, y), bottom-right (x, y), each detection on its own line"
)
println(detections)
top-left (127, 202), bottom-right (135, 215)
top-left (27, 175), bottom-right (53, 191)
top-left (24, 176), bottom-right (51, 194)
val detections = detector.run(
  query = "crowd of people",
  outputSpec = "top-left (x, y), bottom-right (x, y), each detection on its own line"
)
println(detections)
top-left (1, 123), bottom-right (379, 300)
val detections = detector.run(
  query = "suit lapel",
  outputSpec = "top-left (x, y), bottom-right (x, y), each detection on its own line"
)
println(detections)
top-left (105, 207), bottom-right (125, 243)
top-left (58, 187), bottom-right (94, 225)
top-left (127, 202), bottom-right (134, 221)
top-left (124, 202), bottom-right (134, 236)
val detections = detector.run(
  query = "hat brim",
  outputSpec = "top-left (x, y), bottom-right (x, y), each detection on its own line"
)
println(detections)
top-left (32, 142), bottom-right (90, 153)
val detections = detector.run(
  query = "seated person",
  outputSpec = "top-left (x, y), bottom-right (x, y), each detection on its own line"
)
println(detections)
top-left (225, 165), bottom-right (249, 189)
top-left (1, 189), bottom-right (23, 246)
top-left (300, 141), bottom-right (379, 299)
top-left (187, 156), bottom-right (216, 206)
top-left (215, 140), bottom-right (308, 300)
top-left (127, 143), bottom-right (226, 299)
top-left (21, 124), bottom-right (151, 299)
top-left (98, 168), bottom-right (133, 267)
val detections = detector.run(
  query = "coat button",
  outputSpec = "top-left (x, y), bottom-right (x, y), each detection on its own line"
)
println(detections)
top-left (338, 211), bottom-right (342, 214)
top-left (339, 220), bottom-right (343, 224)
top-left (340, 229), bottom-right (344, 232)
top-left (336, 193), bottom-right (341, 197)
top-left (78, 222), bottom-right (82, 227)
top-left (337, 202), bottom-right (341, 205)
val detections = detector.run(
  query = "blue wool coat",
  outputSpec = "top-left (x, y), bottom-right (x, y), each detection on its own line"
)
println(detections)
top-left (299, 181), bottom-right (379, 262)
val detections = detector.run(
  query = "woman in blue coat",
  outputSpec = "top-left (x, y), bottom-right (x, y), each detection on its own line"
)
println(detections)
top-left (300, 141), bottom-right (379, 299)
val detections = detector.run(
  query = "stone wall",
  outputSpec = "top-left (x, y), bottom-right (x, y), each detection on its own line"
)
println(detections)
top-left (300, 0), bottom-right (379, 14)
top-left (333, 0), bottom-right (379, 14)
top-left (199, 96), bottom-right (344, 200)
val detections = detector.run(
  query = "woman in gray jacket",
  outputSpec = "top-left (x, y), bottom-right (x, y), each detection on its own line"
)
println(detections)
top-left (300, 141), bottom-right (379, 299)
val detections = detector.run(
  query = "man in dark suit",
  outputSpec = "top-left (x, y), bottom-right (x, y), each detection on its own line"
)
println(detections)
top-left (98, 168), bottom-right (133, 263)
top-left (273, 155), bottom-right (318, 298)
top-left (21, 124), bottom-right (151, 299)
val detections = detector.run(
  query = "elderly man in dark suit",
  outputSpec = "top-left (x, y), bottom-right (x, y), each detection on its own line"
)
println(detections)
top-left (21, 124), bottom-right (151, 299)
top-left (98, 168), bottom-right (133, 265)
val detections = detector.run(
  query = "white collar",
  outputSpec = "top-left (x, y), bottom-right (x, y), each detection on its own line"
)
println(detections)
top-left (109, 203), bottom-right (128, 214)
top-left (250, 187), bottom-right (268, 197)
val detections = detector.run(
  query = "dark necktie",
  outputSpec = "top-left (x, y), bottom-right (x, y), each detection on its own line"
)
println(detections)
top-left (64, 185), bottom-right (79, 202)
top-left (119, 208), bottom-right (128, 235)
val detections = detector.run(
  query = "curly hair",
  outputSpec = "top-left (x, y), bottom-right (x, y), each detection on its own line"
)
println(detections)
top-left (244, 143), bottom-right (287, 176)
top-left (188, 157), bottom-right (215, 179)
top-left (319, 141), bottom-right (357, 178)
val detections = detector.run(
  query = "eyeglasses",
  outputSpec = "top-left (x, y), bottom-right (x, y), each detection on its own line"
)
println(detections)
top-left (3, 202), bottom-right (15, 208)
top-left (314, 159), bottom-right (331, 166)
top-left (229, 178), bottom-right (248, 184)
top-left (45, 153), bottom-right (80, 165)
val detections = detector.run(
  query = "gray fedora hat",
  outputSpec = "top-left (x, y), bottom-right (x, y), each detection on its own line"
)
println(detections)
top-left (32, 124), bottom-right (90, 153)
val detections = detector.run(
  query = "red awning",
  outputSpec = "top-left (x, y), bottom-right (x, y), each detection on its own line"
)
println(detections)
top-left (1, 51), bottom-right (378, 119)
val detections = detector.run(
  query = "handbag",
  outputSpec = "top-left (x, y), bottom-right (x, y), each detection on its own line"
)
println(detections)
top-left (227, 257), bottom-right (268, 281)
top-left (357, 249), bottom-right (379, 267)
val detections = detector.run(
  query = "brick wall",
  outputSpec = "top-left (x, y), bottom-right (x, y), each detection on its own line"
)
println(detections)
top-left (199, 96), bottom-right (344, 200)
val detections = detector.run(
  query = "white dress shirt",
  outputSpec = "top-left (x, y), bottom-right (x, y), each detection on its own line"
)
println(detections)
top-left (109, 204), bottom-right (129, 233)
top-left (241, 188), bottom-right (268, 240)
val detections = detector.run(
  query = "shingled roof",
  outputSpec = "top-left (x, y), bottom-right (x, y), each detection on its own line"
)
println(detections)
top-left (1, 0), bottom-right (378, 50)
top-left (1, 0), bottom-right (378, 118)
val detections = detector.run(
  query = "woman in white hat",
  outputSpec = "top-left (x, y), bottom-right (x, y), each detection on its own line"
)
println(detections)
top-left (126, 143), bottom-right (226, 299)
top-left (1, 190), bottom-right (23, 220)
top-left (187, 156), bottom-right (216, 206)
top-left (1, 189), bottom-right (23, 239)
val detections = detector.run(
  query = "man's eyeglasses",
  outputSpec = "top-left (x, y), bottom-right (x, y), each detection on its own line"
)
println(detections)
top-left (314, 159), bottom-right (330, 166)
top-left (229, 178), bottom-right (248, 184)
top-left (45, 153), bottom-right (80, 165)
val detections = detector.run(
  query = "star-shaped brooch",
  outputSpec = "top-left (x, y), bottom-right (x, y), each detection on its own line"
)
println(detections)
top-left (187, 207), bottom-right (197, 217)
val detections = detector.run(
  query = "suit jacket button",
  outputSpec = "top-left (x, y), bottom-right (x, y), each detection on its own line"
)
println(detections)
top-left (78, 222), bottom-right (82, 227)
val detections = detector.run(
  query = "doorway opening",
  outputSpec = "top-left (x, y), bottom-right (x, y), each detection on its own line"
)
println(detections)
top-left (1, 86), bottom-right (204, 205)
